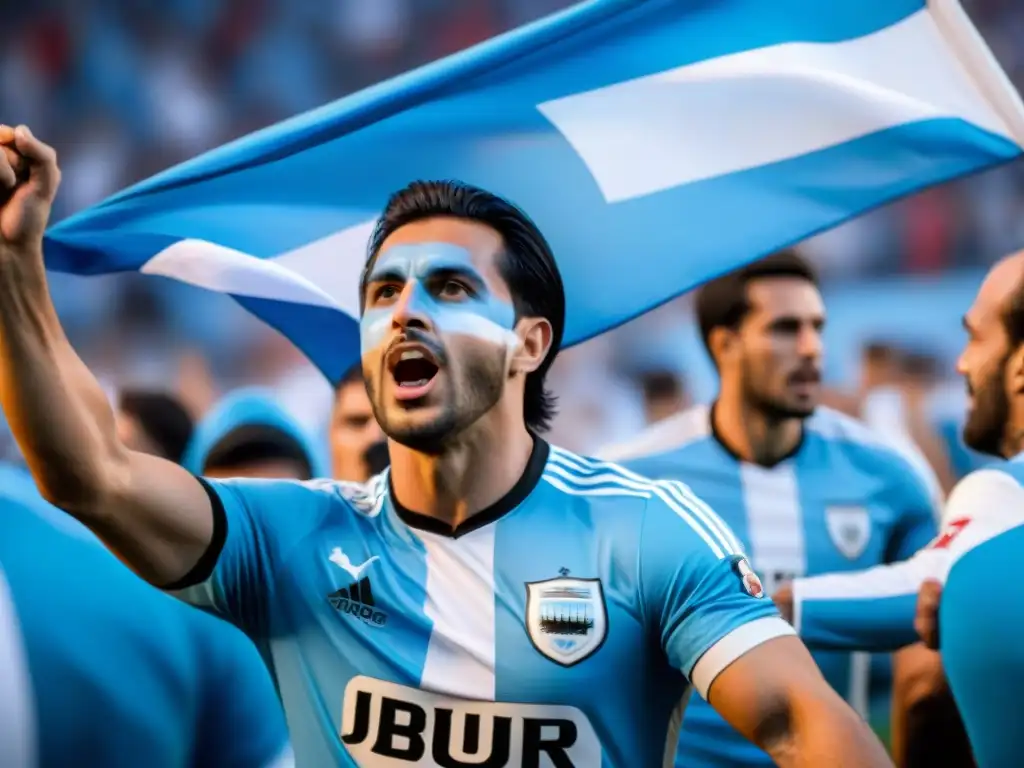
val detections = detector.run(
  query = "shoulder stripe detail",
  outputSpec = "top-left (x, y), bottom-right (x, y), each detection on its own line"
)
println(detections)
top-left (548, 447), bottom-right (743, 559)
top-left (541, 473), bottom-right (649, 499)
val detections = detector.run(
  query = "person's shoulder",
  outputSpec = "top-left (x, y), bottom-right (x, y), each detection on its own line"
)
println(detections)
top-left (595, 404), bottom-right (711, 463)
top-left (807, 406), bottom-right (941, 497)
top-left (548, 445), bottom-right (741, 559)
top-left (947, 465), bottom-right (1024, 512)
top-left (932, 466), bottom-right (1024, 563)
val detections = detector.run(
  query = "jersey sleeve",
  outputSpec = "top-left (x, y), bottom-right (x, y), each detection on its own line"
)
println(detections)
top-left (793, 469), bottom-right (1024, 651)
top-left (195, 614), bottom-right (294, 768)
top-left (638, 480), bottom-right (795, 699)
top-left (170, 477), bottom-right (328, 636)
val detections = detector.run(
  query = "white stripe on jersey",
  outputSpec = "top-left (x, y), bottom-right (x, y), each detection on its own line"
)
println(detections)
top-left (0, 566), bottom-right (35, 768)
top-left (416, 526), bottom-right (498, 701)
top-left (547, 447), bottom-right (744, 559)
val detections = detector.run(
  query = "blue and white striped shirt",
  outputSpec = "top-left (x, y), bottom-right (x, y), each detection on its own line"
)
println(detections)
top-left (176, 438), bottom-right (790, 766)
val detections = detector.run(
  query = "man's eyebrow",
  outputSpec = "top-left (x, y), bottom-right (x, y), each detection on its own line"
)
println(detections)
top-left (364, 266), bottom-right (406, 284)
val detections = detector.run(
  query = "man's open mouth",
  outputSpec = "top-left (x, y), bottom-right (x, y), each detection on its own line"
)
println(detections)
top-left (387, 344), bottom-right (440, 390)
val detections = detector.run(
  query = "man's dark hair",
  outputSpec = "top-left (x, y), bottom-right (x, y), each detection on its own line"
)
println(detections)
top-left (695, 250), bottom-right (818, 365)
top-left (118, 390), bottom-right (194, 464)
top-left (203, 425), bottom-right (313, 480)
top-left (361, 180), bottom-right (566, 432)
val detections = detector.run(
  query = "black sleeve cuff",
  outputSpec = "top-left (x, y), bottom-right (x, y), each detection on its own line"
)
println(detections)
top-left (161, 476), bottom-right (228, 591)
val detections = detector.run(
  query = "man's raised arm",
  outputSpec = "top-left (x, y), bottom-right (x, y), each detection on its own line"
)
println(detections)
top-left (0, 124), bottom-right (213, 586)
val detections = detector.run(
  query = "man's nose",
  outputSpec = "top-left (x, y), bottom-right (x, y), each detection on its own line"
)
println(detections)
top-left (391, 283), bottom-right (433, 332)
top-left (798, 326), bottom-right (823, 358)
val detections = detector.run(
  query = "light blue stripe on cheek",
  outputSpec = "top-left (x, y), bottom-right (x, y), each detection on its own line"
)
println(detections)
top-left (360, 307), bottom-right (393, 354)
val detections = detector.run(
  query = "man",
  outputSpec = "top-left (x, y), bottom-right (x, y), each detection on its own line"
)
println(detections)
top-left (0, 125), bottom-right (890, 766)
top-left (780, 250), bottom-right (1024, 767)
top-left (329, 364), bottom-right (386, 481)
top-left (181, 388), bottom-right (328, 480)
top-left (601, 253), bottom-right (942, 767)
top-left (115, 388), bottom-right (195, 463)
top-left (0, 462), bottom-right (292, 767)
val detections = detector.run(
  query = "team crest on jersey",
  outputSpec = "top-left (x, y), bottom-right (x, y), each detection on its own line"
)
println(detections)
top-left (825, 505), bottom-right (871, 560)
top-left (525, 573), bottom-right (607, 667)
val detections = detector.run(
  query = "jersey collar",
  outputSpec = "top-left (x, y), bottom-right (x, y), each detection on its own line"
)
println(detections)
top-left (388, 437), bottom-right (551, 538)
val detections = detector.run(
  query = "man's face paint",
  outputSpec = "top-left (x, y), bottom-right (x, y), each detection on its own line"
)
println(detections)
top-left (360, 242), bottom-right (517, 354)
top-left (359, 241), bottom-right (518, 452)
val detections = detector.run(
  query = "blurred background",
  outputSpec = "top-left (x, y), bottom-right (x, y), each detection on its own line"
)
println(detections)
top-left (1, 0), bottom-right (1022, 472)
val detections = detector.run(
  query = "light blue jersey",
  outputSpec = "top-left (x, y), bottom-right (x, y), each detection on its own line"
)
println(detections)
top-left (0, 464), bottom-right (292, 768)
top-left (173, 439), bottom-right (792, 766)
top-left (601, 404), bottom-right (940, 768)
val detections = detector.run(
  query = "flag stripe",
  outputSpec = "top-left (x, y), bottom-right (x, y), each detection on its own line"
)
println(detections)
top-left (539, 9), bottom-right (1015, 203)
top-left (43, 0), bottom-right (1024, 385)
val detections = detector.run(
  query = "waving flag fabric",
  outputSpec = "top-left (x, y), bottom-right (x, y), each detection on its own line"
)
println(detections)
top-left (45, 0), bottom-right (1024, 383)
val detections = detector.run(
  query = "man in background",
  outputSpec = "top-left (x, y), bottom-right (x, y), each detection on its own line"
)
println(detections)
top-left (781, 249), bottom-right (1024, 767)
top-left (602, 252), bottom-right (945, 768)
top-left (182, 388), bottom-right (328, 480)
top-left (329, 364), bottom-right (386, 481)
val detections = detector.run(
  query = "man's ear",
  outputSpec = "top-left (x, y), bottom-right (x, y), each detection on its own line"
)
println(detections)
top-left (1007, 344), bottom-right (1024, 396)
top-left (510, 316), bottom-right (553, 376)
top-left (708, 326), bottom-right (739, 369)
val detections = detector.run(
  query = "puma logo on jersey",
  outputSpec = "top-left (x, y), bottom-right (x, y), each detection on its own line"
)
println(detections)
top-left (340, 676), bottom-right (601, 767)
top-left (330, 547), bottom-right (380, 580)
top-left (328, 548), bottom-right (387, 627)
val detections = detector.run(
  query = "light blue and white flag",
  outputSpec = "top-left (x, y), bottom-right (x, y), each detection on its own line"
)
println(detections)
top-left (45, 0), bottom-right (1024, 382)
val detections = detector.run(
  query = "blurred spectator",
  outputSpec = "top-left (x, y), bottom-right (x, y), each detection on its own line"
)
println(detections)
top-left (638, 369), bottom-right (689, 425)
top-left (899, 351), bottom-right (957, 493)
top-left (182, 389), bottom-right (327, 480)
top-left (116, 389), bottom-right (195, 463)
top-left (330, 364), bottom-right (386, 482)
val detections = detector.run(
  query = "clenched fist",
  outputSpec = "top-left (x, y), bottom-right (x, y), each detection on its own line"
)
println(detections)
top-left (0, 125), bottom-right (61, 256)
